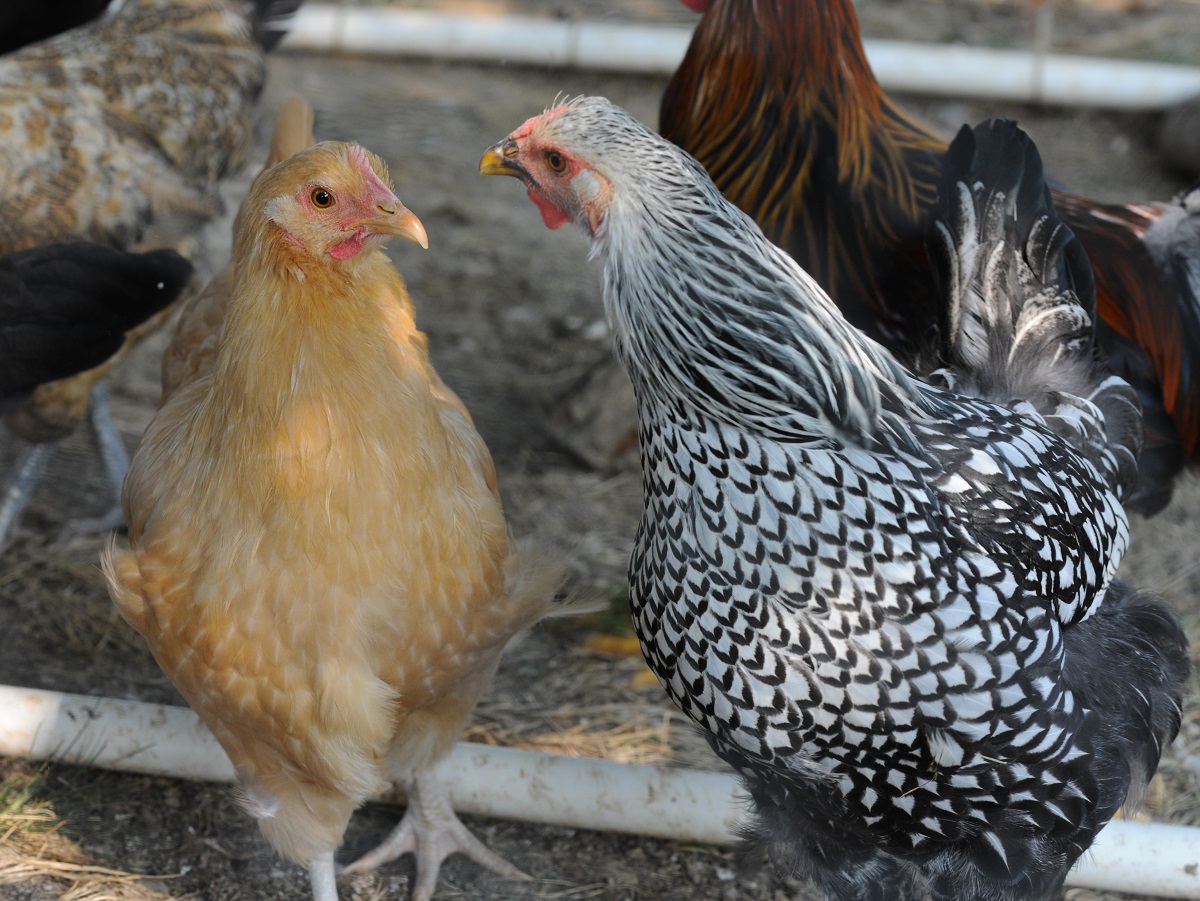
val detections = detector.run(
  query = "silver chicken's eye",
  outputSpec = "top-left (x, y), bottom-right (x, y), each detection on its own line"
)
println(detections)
top-left (311, 187), bottom-right (335, 208)
top-left (545, 150), bottom-right (567, 174)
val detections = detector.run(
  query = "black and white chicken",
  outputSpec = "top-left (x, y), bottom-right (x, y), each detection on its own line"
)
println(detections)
top-left (481, 101), bottom-right (1190, 901)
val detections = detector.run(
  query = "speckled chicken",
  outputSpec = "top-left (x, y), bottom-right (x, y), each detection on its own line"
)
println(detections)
top-left (0, 0), bottom-right (298, 549)
top-left (482, 100), bottom-right (1189, 901)
top-left (105, 97), bottom-right (582, 901)
top-left (661, 0), bottom-right (1200, 515)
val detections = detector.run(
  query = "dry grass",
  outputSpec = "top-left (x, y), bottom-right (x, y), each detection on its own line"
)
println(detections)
top-left (0, 761), bottom-right (177, 901)
top-left (464, 703), bottom-right (677, 766)
top-left (0, 537), bottom-right (140, 661)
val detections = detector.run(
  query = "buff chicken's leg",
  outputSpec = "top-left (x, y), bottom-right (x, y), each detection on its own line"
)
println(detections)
top-left (308, 851), bottom-right (339, 901)
top-left (341, 772), bottom-right (529, 901)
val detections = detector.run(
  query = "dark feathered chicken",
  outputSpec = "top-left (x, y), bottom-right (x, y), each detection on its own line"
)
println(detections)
top-left (0, 0), bottom-right (300, 550)
top-left (662, 0), bottom-right (1200, 515)
top-left (482, 100), bottom-right (1189, 901)
top-left (0, 242), bottom-right (191, 406)
top-left (0, 241), bottom-right (192, 547)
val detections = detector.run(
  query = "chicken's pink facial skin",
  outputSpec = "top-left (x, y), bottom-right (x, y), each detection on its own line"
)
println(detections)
top-left (528, 187), bottom-right (571, 229)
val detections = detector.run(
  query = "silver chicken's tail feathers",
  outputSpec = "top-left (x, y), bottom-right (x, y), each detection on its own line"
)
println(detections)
top-left (927, 119), bottom-right (1142, 498)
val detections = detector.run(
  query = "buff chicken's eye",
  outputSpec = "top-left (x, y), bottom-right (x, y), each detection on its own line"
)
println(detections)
top-left (545, 151), bottom-right (567, 174)
top-left (311, 187), bottom-right (335, 208)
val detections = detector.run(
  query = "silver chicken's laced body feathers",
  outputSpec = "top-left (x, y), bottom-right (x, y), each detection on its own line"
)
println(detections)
top-left (534, 99), bottom-right (1186, 901)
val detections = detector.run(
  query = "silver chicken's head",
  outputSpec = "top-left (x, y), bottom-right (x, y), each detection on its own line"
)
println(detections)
top-left (480, 96), bottom-right (696, 242)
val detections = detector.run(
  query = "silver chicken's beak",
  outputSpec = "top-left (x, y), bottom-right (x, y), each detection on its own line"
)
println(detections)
top-left (479, 140), bottom-right (525, 180)
top-left (356, 203), bottom-right (429, 249)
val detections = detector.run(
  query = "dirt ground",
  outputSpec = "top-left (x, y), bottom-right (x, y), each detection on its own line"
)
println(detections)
top-left (2, 1), bottom-right (1200, 899)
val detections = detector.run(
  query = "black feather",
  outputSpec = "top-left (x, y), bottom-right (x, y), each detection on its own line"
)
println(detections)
top-left (246, 0), bottom-right (305, 51)
top-left (0, 0), bottom-right (110, 55)
top-left (0, 241), bottom-right (193, 406)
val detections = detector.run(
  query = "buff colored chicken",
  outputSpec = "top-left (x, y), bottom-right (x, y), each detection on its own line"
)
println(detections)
top-left (104, 98), bottom-right (579, 901)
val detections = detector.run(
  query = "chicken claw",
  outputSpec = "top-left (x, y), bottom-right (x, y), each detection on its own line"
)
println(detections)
top-left (342, 773), bottom-right (529, 901)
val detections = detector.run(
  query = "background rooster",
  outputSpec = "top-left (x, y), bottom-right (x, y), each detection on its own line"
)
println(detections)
top-left (105, 97), bottom-right (589, 901)
top-left (661, 0), bottom-right (1200, 515)
top-left (482, 98), bottom-right (1189, 901)
top-left (0, 0), bottom-right (299, 552)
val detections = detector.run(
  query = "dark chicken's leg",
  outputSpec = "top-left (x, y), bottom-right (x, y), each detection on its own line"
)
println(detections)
top-left (0, 383), bottom-right (132, 552)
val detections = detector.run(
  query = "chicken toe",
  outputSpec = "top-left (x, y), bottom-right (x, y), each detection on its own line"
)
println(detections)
top-left (342, 773), bottom-right (528, 901)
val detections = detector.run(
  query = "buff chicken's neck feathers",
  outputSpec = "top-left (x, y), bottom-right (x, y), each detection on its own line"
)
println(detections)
top-left (123, 140), bottom-right (434, 547)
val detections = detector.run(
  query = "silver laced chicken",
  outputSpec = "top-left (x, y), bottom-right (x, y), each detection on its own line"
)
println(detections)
top-left (481, 101), bottom-right (1190, 901)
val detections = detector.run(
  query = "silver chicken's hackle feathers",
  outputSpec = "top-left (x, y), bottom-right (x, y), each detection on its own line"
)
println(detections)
top-left (924, 120), bottom-right (1143, 503)
top-left (481, 98), bottom-right (1190, 901)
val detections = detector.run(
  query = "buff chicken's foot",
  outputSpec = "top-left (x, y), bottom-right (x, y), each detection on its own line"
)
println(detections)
top-left (341, 773), bottom-right (529, 901)
top-left (0, 442), bottom-right (54, 554)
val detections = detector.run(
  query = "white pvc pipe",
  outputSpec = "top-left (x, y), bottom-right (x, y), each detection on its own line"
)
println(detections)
top-left (280, 6), bottom-right (1200, 110)
top-left (1, 684), bottom-right (1198, 897)
top-left (869, 40), bottom-right (1200, 109)
top-left (0, 684), bottom-right (743, 844)
top-left (1074, 819), bottom-right (1200, 898)
top-left (283, 6), bottom-right (692, 74)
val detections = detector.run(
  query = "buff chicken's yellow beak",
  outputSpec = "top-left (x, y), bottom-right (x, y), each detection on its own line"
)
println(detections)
top-left (355, 204), bottom-right (429, 250)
